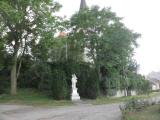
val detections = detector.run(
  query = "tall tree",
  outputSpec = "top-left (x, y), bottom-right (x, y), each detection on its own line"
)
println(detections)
top-left (0, 0), bottom-right (61, 95)
top-left (70, 6), bottom-right (140, 91)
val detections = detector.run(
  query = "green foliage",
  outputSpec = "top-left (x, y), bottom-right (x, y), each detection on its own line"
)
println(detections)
top-left (0, 0), bottom-right (63, 94)
top-left (70, 6), bottom-right (143, 96)
top-left (76, 63), bottom-right (91, 97)
top-left (18, 60), bottom-right (73, 100)
top-left (0, 69), bottom-right (10, 94)
top-left (0, 0), bottom-right (150, 99)
top-left (51, 69), bottom-right (69, 100)
top-left (0, 83), bottom-right (7, 94)
top-left (0, 46), bottom-right (4, 70)
top-left (85, 69), bottom-right (99, 99)
top-left (18, 56), bottom-right (38, 88)
top-left (75, 63), bottom-right (99, 99)
top-left (0, 89), bottom-right (72, 106)
top-left (136, 76), bottom-right (151, 94)
top-left (36, 63), bottom-right (52, 91)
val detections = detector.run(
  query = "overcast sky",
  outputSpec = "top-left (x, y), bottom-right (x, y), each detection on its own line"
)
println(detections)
top-left (55, 0), bottom-right (160, 75)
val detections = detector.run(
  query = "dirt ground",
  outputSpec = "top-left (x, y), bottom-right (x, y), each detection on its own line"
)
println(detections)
top-left (0, 103), bottom-right (121, 120)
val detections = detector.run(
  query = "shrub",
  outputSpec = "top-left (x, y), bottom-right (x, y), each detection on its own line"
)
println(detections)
top-left (0, 69), bottom-right (10, 94)
top-left (76, 63), bottom-right (90, 98)
top-left (38, 64), bottom-right (53, 91)
top-left (50, 62), bottom-right (73, 98)
top-left (85, 69), bottom-right (99, 99)
top-left (121, 98), bottom-right (149, 112)
top-left (18, 58), bottom-right (40, 89)
top-left (76, 63), bottom-right (99, 99)
top-left (51, 69), bottom-right (69, 100)
top-left (0, 78), bottom-right (6, 94)
top-left (19, 62), bottom-right (52, 91)
top-left (120, 98), bottom-right (150, 120)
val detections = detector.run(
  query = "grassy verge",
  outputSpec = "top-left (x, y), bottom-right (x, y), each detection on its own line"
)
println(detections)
top-left (0, 89), bottom-right (72, 106)
top-left (0, 89), bottom-right (160, 106)
top-left (124, 104), bottom-right (160, 120)
top-left (88, 92), bottom-right (160, 105)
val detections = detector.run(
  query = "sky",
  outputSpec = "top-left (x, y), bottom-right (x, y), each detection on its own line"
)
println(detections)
top-left (55, 0), bottom-right (160, 75)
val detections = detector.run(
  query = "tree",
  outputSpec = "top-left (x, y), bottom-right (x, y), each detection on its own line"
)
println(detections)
top-left (0, 42), bottom-right (4, 70)
top-left (0, 0), bottom-right (61, 95)
top-left (70, 6), bottom-right (141, 94)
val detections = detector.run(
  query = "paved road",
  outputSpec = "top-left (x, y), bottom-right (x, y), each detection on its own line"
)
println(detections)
top-left (0, 103), bottom-right (121, 120)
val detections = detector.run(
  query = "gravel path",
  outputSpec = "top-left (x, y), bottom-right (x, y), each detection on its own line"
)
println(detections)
top-left (1, 96), bottom-right (160, 120)
top-left (0, 103), bottom-right (121, 120)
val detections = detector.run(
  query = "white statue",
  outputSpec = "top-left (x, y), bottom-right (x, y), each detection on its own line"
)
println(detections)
top-left (71, 74), bottom-right (80, 101)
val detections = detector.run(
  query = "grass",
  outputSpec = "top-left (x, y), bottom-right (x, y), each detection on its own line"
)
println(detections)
top-left (0, 89), bottom-right (160, 106)
top-left (87, 92), bottom-right (160, 105)
top-left (124, 104), bottom-right (160, 120)
top-left (0, 89), bottom-right (72, 106)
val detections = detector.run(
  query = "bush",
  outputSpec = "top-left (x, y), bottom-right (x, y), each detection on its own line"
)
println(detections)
top-left (76, 63), bottom-right (90, 98)
top-left (37, 64), bottom-right (53, 91)
top-left (18, 61), bottom-right (71, 100)
top-left (18, 57), bottom-right (40, 89)
top-left (120, 98), bottom-right (151, 120)
top-left (121, 98), bottom-right (149, 112)
top-left (76, 63), bottom-right (99, 99)
top-left (19, 62), bottom-right (52, 91)
top-left (85, 69), bottom-right (99, 99)
top-left (51, 69), bottom-right (69, 100)
top-left (0, 78), bottom-right (7, 94)
top-left (0, 69), bottom-right (10, 94)
top-left (19, 71), bottom-right (40, 89)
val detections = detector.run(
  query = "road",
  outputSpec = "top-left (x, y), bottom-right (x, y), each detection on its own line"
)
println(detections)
top-left (0, 103), bottom-right (121, 120)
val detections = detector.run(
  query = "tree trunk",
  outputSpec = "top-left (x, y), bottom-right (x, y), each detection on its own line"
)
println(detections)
top-left (11, 54), bottom-right (18, 95)
top-left (124, 88), bottom-right (128, 96)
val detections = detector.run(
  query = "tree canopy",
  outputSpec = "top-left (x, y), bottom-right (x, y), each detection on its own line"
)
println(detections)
top-left (0, 2), bottom-right (150, 98)
top-left (0, 0), bottom-right (62, 95)
top-left (69, 6), bottom-right (143, 95)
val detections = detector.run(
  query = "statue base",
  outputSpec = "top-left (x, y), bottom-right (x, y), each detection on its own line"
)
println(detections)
top-left (71, 90), bottom-right (80, 101)
top-left (71, 95), bottom-right (80, 101)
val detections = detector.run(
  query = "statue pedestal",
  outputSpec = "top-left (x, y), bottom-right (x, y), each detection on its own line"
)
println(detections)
top-left (71, 88), bottom-right (80, 101)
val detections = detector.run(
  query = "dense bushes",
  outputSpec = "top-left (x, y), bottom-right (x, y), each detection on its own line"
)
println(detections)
top-left (41, 62), bottom-right (100, 99)
top-left (18, 57), bottom-right (40, 89)
top-left (76, 63), bottom-right (91, 98)
top-left (0, 78), bottom-right (8, 94)
top-left (0, 69), bottom-right (10, 94)
top-left (85, 69), bottom-right (99, 99)
top-left (19, 61), bottom-right (71, 100)
top-left (0, 1), bottom-right (151, 99)
top-left (2, 58), bottom-right (150, 100)
top-left (76, 63), bottom-right (100, 99)
top-left (0, 59), bottom-right (151, 100)
top-left (51, 69), bottom-right (69, 100)
top-left (18, 61), bottom-right (100, 100)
